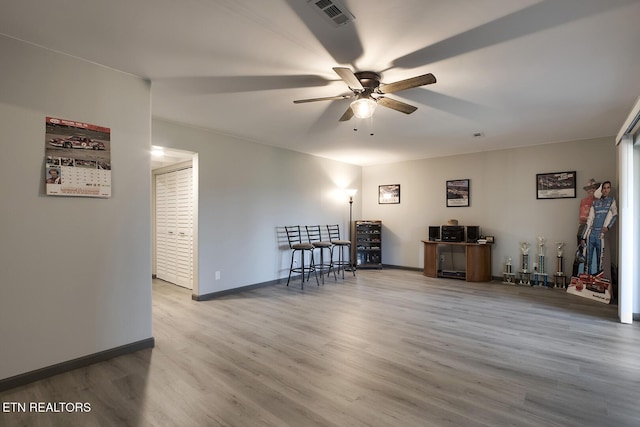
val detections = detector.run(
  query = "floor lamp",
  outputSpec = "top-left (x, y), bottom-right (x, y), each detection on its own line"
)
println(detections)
top-left (345, 189), bottom-right (358, 270)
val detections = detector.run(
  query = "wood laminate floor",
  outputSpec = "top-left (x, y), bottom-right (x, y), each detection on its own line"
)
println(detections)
top-left (1, 269), bottom-right (639, 426)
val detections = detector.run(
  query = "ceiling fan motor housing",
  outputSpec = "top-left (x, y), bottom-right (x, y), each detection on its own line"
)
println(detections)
top-left (354, 71), bottom-right (382, 92)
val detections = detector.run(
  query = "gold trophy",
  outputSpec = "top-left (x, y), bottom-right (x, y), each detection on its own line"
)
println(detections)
top-left (502, 256), bottom-right (515, 285)
top-left (553, 241), bottom-right (566, 288)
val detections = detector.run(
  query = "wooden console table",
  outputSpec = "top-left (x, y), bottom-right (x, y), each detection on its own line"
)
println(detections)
top-left (422, 240), bottom-right (493, 282)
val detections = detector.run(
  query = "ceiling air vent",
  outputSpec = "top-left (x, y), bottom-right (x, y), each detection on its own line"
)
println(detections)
top-left (308, 0), bottom-right (355, 27)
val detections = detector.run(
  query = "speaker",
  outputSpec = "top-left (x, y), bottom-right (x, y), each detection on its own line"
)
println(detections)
top-left (428, 226), bottom-right (440, 241)
top-left (466, 226), bottom-right (480, 243)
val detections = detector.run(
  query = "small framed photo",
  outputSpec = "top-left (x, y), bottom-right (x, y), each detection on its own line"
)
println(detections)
top-left (446, 179), bottom-right (470, 207)
top-left (485, 236), bottom-right (495, 243)
top-left (379, 184), bottom-right (400, 204)
top-left (536, 171), bottom-right (576, 199)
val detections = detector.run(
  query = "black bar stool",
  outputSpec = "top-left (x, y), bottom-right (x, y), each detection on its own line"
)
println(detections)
top-left (306, 225), bottom-right (336, 284)
top-left (285, 225), bottom-right (319, 289)
top-left (327, 224), bottom-right (355, 279)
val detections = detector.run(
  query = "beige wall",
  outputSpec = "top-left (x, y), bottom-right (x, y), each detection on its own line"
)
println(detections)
top-left (0, 36), bottom-right (153, 380)
top-left (152, 119), bottom-right (362, 296)
top-left (362, 137), bottom-right (617, 276)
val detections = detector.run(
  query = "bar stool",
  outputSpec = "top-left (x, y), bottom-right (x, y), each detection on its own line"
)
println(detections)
top-left (306, 225), bottom-right (336, 284)
top-left (327, 224), bottom-right (355, 279)
top-left (285, 225), bottom-right (319, 289)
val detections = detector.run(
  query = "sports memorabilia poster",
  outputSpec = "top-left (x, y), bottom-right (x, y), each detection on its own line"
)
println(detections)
top-left (45, 117), bottom-right (111, 198)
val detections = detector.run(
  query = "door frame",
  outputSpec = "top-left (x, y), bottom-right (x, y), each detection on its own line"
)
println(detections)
top-left (152, 154), bottom-right (199, 296)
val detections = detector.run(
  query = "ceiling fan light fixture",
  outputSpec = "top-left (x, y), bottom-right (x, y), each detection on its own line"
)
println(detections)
top-left (350, 97), bottom-right (377, 119)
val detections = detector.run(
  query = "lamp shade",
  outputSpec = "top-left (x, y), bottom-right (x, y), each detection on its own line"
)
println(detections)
top-left (350, 98), bottom-right (377, 119)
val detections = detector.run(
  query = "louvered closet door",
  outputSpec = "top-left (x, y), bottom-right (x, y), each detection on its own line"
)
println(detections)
top-left (174, 168), bottom-right (193, 288)
top-left (155, 168), bottom-right (193, 289)
top-left (155, 173), bottom-right (170, 281)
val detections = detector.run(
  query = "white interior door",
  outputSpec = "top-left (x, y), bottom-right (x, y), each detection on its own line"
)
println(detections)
top-left (155, 167), bottom-right (193, 289)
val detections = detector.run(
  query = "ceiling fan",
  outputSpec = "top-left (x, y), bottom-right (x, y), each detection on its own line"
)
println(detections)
top-left (293, 67), bottom-right (436, 121)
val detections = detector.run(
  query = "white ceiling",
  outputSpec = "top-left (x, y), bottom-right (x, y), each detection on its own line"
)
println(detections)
top-left (2, 0), bottom-right (639, 165)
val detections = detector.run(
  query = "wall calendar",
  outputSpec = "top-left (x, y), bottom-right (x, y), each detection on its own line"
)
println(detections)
top-left (45, 116), bottom-right (111, 198)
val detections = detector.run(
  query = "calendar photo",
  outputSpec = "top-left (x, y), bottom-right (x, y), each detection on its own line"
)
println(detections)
top-left (45, 117), bottom-right (111, 198)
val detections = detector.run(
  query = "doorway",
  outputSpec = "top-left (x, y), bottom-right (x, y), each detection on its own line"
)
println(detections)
top-left (152, 146), bottom-right (198, 294)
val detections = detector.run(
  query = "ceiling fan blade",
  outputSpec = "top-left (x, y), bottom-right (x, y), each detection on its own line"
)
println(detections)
top-left (293, 94), bottom-right (353, 104)
top-left (378, 73), bottom-right (436, 94)
top-left (338, 106), bottom-right (354, 122)
top-left (377, 97), bottom-right (418, 114)
top-left (333, 67), bottom-right (364, 91)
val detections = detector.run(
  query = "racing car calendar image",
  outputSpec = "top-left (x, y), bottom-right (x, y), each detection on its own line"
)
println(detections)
top-left (45, 116), bottom-right (111, 198)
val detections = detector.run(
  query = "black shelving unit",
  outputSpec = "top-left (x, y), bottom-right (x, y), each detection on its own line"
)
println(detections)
top-left (352, 220), bottom-right (382, 269)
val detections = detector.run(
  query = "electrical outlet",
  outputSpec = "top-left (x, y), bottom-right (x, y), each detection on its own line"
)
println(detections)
top-left (215, 271), bottom-right (221, 280)
top-left (293, 260), bottom-right (298, 267)
top-left (440, 255), bottom-right (445, 261)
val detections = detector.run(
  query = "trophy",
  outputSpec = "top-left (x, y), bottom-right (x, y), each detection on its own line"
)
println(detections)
top-left (554, 241), bottom-right (566, 288)
top-left (519, 242), bottom-right (531, 285)
top-left (502, 256), bottom-right (515, 284)
top-left (535, 236), bottom-right (548, 286)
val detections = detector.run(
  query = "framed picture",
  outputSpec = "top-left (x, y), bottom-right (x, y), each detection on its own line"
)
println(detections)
top-left (379, 184), bottom-right (400, 204)
top-left (536, 171), bottom-right (576, 199)
top-left (446, 179), bottom-right (470, 207)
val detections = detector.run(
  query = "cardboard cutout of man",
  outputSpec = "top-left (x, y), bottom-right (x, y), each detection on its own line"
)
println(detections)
top-left (572, 179), bottom-right (599, 276)
top-left (581, 181), bottom-right (617, 279)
